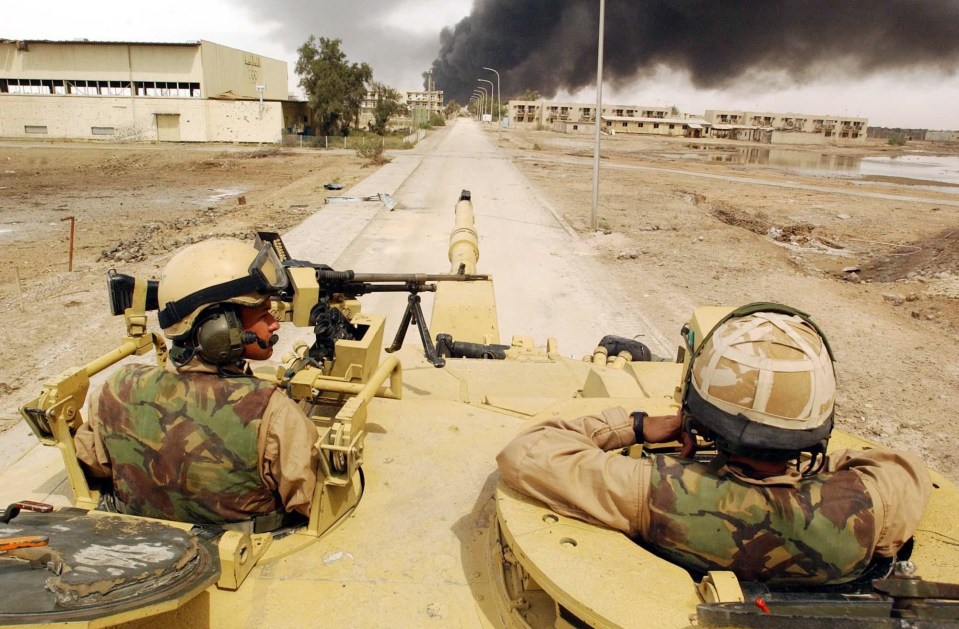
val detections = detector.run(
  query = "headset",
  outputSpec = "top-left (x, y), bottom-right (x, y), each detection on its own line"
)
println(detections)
top-left (174, 304), bottom-right (278, 366)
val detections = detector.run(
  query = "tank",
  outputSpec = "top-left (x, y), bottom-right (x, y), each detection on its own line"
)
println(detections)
top-left (3, 191), bottom-right (959, 628)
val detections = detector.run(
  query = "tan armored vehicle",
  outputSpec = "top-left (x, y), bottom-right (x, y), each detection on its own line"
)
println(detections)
top-left (3, 191), bottom-right (958, 628)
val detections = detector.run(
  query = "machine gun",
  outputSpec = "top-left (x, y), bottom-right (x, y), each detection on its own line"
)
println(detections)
top-left (254, 230), bottom-right (488, 368)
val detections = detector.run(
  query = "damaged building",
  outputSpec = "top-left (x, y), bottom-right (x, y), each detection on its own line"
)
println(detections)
top-left (507, 99), bottom-right (868, 144)
top-left (0, 39), bottom-right (307, 142)
top-left (703, 110), bottom-right (867, 144)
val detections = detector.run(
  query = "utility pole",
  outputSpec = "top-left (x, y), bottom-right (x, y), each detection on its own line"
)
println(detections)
top-left (591, 0), bottom-right (605, 231)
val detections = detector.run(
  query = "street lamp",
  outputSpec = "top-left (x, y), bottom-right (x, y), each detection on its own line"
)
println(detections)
top-left (471, 91), bottom-right (485, 121)
top-left (476, 86), bottom-right (489, 121)
top-left (482, 67), bottom-right (500, 125)
top-left (478, 78), bottom-right (495, 122)
top-left (591, 0), bottom-right (606, 231)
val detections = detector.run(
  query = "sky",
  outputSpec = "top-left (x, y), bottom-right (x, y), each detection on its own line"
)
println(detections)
top-left (4, 0), bottom-right (958, 130)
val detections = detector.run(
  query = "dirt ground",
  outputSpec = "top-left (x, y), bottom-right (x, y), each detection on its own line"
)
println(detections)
top-left (1, 130), bottom-right (957, 481)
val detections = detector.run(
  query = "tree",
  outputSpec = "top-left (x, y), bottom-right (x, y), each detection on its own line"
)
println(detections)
top-left (519, 89), bottom-right (541, 101)
top-left (370, 82), bottom-right (404, 135)
top-left (443, 100), bottom-right (461, 119)
top-left (295, 36), bottom-right (372, 136)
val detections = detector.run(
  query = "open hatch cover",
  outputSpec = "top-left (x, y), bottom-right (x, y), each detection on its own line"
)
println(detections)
top-left (0, 509), bottom-right (219, 625)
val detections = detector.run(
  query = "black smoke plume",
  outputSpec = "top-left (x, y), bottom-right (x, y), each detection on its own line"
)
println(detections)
top-left (430, 0), bottom-right (959, 103)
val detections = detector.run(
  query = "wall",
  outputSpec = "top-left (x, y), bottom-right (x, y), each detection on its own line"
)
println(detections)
top-left (205, 100), bottom-right (284, 143)
top-left (769, 131), bottom-right (828, 145)
top-left (0, 94), bottom-right (281, 142)
top-left (926, 131), bottom-right (959, 142)
top-left (199, 40), bottom-right (286, 100)
top-left (1, 41), bottom-right (202, 83)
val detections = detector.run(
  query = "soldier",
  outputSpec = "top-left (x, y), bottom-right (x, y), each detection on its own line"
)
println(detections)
top-left (74, 239), bottom-right (319, 533)
top-left (497, 305), bottom-right (932, 584)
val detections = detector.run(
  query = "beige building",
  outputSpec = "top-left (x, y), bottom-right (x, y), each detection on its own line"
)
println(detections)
top-left (602, 115), bottom-right (710, 138)
top-left (358, 89), bottom-right (444, 130)
top-left (0, 39), bottom-right (303, 142)
top-left (704, 110), bottom-right (868, 144)
top-left (508, 100), bottom-right (673, 128)
top-left (508, 99), bottom-right (710, 138)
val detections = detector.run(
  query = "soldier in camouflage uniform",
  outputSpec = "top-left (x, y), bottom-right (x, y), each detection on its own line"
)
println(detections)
top-left (75, 239), bottom-right (319, 532)
top-left (497, 305), bottom-right (932, 585)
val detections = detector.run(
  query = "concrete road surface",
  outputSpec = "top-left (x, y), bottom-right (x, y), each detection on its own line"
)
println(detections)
top-left (280, 118), bottom-right (670, 361)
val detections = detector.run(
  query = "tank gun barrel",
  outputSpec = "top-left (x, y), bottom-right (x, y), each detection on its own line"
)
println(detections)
top-left (447, 190), bottom-right (479, 274)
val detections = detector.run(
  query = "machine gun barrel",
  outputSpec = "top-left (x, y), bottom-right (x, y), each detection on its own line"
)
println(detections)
top-left (342, 272), bottom-right (488, 283)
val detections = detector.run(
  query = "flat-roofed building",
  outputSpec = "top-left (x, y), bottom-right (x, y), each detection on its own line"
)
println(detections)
top-left (0, 39), bottom-right (304, 142)
top-left (358, 88), bottom-right (443, 130)
top-left (602, 115), bottom-right (711, 138)
top-left (704, 110), bottom-right (868, 144)
top-left (508, 100), bottom-right (674, 128)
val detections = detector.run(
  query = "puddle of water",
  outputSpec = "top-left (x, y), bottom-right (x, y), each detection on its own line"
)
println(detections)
top-left (679, 145), bottom-right (959, 189)
top-left (859, 155), bottom-right (959, 185)
top-left (206, 187), bottom-right (245, 204)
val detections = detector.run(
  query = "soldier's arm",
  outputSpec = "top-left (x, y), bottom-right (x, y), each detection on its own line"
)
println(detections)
top-left (828, 448), bottom-right (933, 557)
top-left (258, 391), bottom-right (320, 518)
top-left (74, 387), bottom-right (113, 478)
top-left (496, 407), bottom-right (652, 536)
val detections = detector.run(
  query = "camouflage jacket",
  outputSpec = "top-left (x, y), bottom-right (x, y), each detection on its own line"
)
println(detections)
top-left (92, 363), bottom-right (282, 524)
top-left (497, 407), bottom-right (930, 585)
top-left (646, 455), bottom-right (874, 584)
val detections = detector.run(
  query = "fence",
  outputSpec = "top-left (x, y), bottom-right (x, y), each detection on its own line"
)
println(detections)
top-left (281, 129), bottom-right (425, 150)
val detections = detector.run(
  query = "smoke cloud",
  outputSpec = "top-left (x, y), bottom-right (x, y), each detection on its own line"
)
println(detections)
top-left (431, 0), bottom-right (959, 104)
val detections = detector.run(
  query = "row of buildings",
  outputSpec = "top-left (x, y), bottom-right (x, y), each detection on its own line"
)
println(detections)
top-left (3, 39), bottom-right (952, 146)
top-left (507, 100), bottom-right (870, 144)
top-left (0, 39), bottom-right (445, 143)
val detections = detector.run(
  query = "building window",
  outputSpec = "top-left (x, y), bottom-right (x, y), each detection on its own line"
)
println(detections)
top-left (3, 78), bottom-right (200, 98)
top-left (638, 122), bottom-right (644, 128)
top-left (669, 124), bottom-right (675, 129)
top-left (134, 81), bottom-right (201, 97)
top-left (622, 122), bottom-right (627, 127)
top-left (654, 123), bottom-right (660, 129)
top-left (24, 125), bottom-right (48, 134)
top-left (91, 127), bottom-right (115, 135)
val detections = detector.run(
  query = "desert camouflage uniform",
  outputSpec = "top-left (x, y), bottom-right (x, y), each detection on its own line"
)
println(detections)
top-left (496, 407), bottom-right (932, 584)
top-left (75, 359), bottom-right (319, 524)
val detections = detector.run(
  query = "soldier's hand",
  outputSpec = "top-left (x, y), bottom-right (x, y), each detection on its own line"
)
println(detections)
top-left (641, 409), bottom-right (683, 444)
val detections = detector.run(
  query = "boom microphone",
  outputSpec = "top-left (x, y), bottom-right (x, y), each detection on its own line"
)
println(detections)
top-left (241, 331), bottom-right (279, 349)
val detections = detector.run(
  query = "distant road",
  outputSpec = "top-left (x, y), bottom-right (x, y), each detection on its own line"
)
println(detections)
top-left (281, 118), bottom-right (673, 359)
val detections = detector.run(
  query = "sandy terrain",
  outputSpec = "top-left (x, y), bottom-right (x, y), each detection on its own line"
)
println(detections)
top-left (1, 129), bottom-right (957, 480)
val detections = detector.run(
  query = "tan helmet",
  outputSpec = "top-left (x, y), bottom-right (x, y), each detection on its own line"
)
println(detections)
top-left (157, 239), bottom-right (287, 340)
top-left (686, 306), bottom-right (836, 455)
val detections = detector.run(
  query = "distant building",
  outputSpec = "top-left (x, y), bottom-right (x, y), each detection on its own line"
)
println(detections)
top-left (507, 100), bottom-right (673, 128)
top-left (507, 99), bottom-right (869, 144)
top-left (359, 89), bottom-right (444, 130)
top-left (926, 130), bottom-right (959, 143)
top-left (704, 110), bottom-right (868, 144)
top-left (867, 127), bottom-right (928, 141)
top-left (0, 39), bottom-right (306, 142)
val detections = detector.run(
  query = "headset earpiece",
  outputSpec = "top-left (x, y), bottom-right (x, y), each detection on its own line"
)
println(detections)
top-left (193, 305), bottom-right (245, 365)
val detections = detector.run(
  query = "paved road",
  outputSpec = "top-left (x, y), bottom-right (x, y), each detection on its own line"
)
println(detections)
top-left (280, 118), bottom-right (672, 360)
